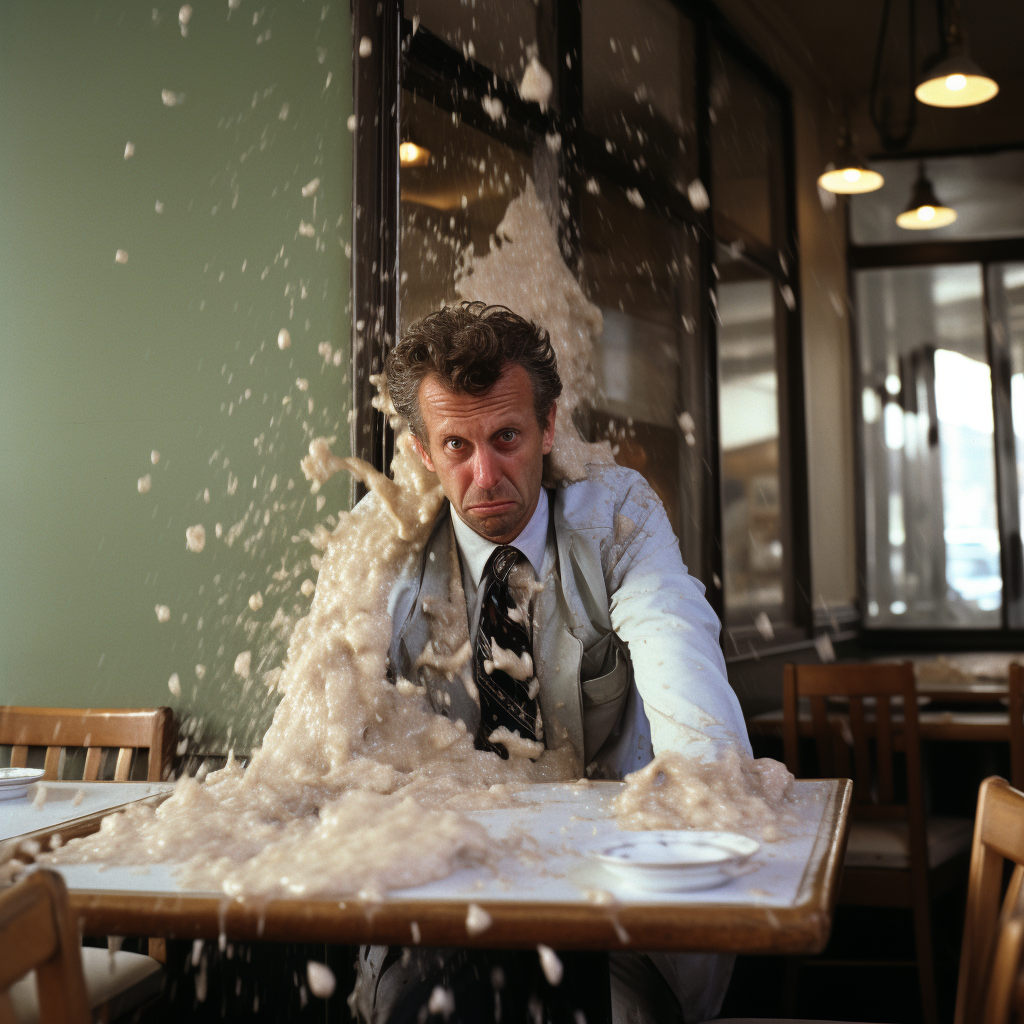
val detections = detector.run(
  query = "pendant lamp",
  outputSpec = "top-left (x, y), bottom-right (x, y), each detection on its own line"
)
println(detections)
top-left (399, 142), bottom-right (431, 167)
top-left (818, 129), bottom-right (884, 195)
top-left (895, 163), bottom-right (957, 230)
top-left (915, 0), bottom-right (998, 107)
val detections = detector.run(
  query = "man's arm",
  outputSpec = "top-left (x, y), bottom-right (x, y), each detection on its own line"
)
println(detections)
top-left (606, 477), bottom-right (752, 762)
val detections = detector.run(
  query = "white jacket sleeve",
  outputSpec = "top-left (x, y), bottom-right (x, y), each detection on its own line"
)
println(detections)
top-left (606, 479), bottom-right (752, 761)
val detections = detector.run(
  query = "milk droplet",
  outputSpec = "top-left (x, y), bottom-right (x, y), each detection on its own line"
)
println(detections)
top-left (137, 474), bottom-right (152, 494)
top-left (185, 524), bottom-right (206, 552)
top-left (115, 249), bottom-right (129, 264)
top-left (358, 36), bottom-right (372, 57)
top-left (277, 329), bottom-right (291, 350)
top-left (161, 89), bottom-right (183, 107)
top-left (300, 579), bottom-right (315, 597)
top-left (687, 179), bottom-right (710, 211)
top-left (249, 591), bottom-right (263, 611)
top-left (306, 961), bottom-right (335, 999)
top-left (228, 0), bottom-right (240, 8)
top-left (754, 611), bottom-right (774, 641)
top-left (465, 903), bottom-right (492, 935)
top-left (301, 178), bottom-right (320, 198)
top-left (124, 142), bottom-right (135, 159)
top-left (347, 114), bottom-right (357, 132)
top-left (481, 95), bottom-right (503, 121)
top-left (519, 55), bottom-right (552, 110)
top-left (155, 200), bottom-right (164, 214)
top-left (155, 605), bottom-right (171, 623)
top-left (234, 651), bottom-right (251, 677)
top-left (151, 450), bottom-right (160, 464)
top-left (295, 378), bottom-right (309, 391)
top-left (278, 102), bottom-right (289, 120)
top-left (625, 188), bottom-right (645, 210)
top-left (178, 5), bottom-right (192, 26)
top-left (168, 673), bottom-right (181, 696)
top-left (195, 664), bottom-right (206, 679)
top-left (299, 221), bottom-right (315, 237)
top-left (537, 946), bottom-right (563, 986)
top-left (427, 987), bottom-right (455, 1019)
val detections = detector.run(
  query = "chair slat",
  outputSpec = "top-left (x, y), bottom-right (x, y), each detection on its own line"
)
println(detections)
top-left (809, 695), bottom-right (833, 777)
top-left (10, 746), bottom-right (27, 769)
top-left (42, 747), bottom-right (61, 781)
top-left (114, 747), bottom-right (133, 781)
top-left (848, 696), bottom-right (872, 802)
top-left (1010, 665), bottom-right (1024, 793)
top-left (83, 747), bottom-right (101, 781)
top-left (877, 695), bottom-right (894, 803)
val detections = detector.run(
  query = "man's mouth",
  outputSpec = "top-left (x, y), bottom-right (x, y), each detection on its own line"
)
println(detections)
top-left (468, 500), bottom-right (516, 514)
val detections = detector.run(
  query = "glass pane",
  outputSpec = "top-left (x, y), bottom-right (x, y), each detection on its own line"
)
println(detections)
top-left (406, 0), bottom-right (549, 98)
top-left (850, 151), bottom-right (1024, 246)
top-left (989, 261), bottom-right (1024, 624)
top-left (716, 245), bottom-right (787, 628)
top-left (578, 175), bottom-right (707, 581)
top-left (399, 91), bottom-right (534, 334)
top-left (855, 264), bottom-right (1001, 626)
top-left (581, 0), bottom-right (698, 189)
top-left (709, 43), bottom-right (785, 248)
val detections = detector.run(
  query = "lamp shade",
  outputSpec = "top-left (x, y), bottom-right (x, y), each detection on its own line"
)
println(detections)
top-left (817, 133), bottom-right (884, 195)
top-left (896, 165), bottom-right (957, 230)
top-left (915, 43), bottom-right (998, 107)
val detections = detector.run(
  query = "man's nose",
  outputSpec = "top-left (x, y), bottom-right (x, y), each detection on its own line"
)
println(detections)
top-left (472, 447), bottom-right (503, 490)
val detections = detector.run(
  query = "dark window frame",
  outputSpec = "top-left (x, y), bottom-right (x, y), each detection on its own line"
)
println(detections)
top-left (350, 0), bottom-right (811, 644)
top-left (848, 144), bottom-right (1024, 646)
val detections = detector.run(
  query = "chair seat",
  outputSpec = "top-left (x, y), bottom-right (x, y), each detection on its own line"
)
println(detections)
top-left (9, 947), bottom-right (163, 1023)
top-left (844, 815), bottom-right (973, 870)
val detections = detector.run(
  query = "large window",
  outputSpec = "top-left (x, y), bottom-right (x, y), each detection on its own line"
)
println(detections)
top-left (851, 151), bottom-right (1024, 631)
top-left (353, 0), bottom-right (808, 641)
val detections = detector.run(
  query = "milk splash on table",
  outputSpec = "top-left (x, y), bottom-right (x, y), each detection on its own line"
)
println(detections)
top-left (43, 181), bottom-right (794, 898)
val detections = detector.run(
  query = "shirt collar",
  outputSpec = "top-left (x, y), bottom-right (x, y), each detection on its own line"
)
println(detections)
top-left (450, 487), bottom-right (549, 589)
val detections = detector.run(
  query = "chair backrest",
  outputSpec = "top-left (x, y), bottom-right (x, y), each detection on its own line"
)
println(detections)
top-left (0, 870), bottom-right (90, 1024)
top-left (957, 777), bottom-right (1024, 1024)
top-left (782, 662), bottom-right (925, 830)
top-left (982, 908), bottom-right (1024, 1024)
top-left (1008, 664), bottom-right (1024, 792)
top-left (0, 706), bottom-right (174, 782)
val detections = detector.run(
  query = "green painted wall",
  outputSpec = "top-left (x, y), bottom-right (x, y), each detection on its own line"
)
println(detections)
top-left (0, 1), bottom-right (353, 753)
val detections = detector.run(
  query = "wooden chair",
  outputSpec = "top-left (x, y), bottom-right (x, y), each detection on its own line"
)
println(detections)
top-left (0, 870), bottom-right (90, 1024)
top-left (0, 706), bottom-right (174, 782)
top-left (710, 775), bottom-right (1024, 1024)
top-left (781, 661), bottom-right (973, 1024)
top-left (1008, 664), bottom-right (1024, 792)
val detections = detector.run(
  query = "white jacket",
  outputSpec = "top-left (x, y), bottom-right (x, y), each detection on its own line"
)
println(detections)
top-left (388, 461), bottom-right (751, 777)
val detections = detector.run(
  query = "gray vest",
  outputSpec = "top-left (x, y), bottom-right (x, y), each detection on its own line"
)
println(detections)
top-left (390, 499), bottom-right (654, 777)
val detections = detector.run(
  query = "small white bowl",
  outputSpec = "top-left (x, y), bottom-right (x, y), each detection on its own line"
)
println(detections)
top-left (596, 831), bottom-right (760, 892)
top-left (0, 768), bottom-right (46, 802)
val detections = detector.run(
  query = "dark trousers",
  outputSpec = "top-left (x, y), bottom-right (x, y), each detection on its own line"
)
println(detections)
top-left (352, 945), bottom-right (615, 1024)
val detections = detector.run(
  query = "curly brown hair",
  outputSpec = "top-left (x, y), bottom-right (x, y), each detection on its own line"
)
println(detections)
top-left (386, 301), bottom-right (562, 441)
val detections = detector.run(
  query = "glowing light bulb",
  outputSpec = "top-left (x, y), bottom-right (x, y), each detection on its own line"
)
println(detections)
top-left (917, 205), bottom-right (936, 222)
top-left (945, 73), bottom-right (967, 91)
top-left (842, 168), bottom-right (861, 183)
top-left (399, 142), bottom-right (430, 167)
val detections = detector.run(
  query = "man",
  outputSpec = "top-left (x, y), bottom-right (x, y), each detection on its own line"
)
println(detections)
top-left (354, 302), bottom-right (750, 1024)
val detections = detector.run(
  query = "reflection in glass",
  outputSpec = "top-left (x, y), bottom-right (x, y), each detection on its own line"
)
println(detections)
top-left (716, 247), bottom-right (785, 627)
top-left (582, 0), bottom-right (697, 189)
top-left (399, 91), bottom-right (534, 334)
top-left (855, 264), bottom-right (1001, 626)
top-left (578, 176), bottom-right (707, 580)
top-left (709, 45), bottom-right (784, 248)
top-left (405, 0), bottom-right (547, 96)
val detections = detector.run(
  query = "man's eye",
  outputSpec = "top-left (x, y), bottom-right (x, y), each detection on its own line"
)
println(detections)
top-left (500, 430), bottom-right (516, 442)
top-left (446, 439), bottom-right (463, 451)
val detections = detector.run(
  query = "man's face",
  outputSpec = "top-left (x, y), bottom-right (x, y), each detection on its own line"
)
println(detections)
top-left (411, 363), bottom-right (556, 544)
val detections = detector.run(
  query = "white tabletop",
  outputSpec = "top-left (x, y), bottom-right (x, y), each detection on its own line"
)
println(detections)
top-left (47, 780), bottom-right (834, 910)
top-left (0, 781), bottom-right (174, 844)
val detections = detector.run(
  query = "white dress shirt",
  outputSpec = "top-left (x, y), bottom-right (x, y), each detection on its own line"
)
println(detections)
top-left (450, 487), bottom-right (549, 589)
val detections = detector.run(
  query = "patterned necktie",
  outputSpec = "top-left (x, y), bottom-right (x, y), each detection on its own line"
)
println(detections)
top-left (474, 545), bottom-right (541, 758)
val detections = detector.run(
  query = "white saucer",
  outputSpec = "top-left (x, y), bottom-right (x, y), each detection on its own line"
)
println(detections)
top-left (596, 830), bottom-right (760, 892)
top-left (0, 767), bottom-right (46, 802)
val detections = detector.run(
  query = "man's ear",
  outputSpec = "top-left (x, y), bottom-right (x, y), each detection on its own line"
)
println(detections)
top-left (541, 402), bottom-right (557, 455)
top-left (410, 432), bottom-right (436, 472)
